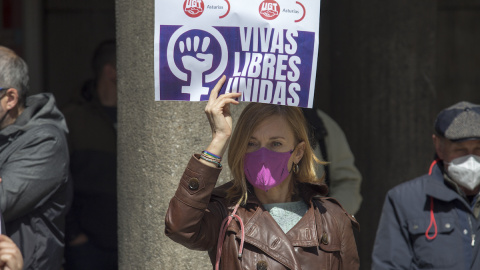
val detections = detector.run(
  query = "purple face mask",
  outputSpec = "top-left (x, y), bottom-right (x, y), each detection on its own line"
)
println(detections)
top-left (244, 147), bottom-right (293, 192)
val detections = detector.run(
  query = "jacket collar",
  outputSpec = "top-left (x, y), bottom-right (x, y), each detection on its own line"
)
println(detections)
top-left (425, 162), bottom-right (474, 210)
top-left (222, 182), bottom-right (337, 270)
top-left (228, 204), bottom-right (302, 269)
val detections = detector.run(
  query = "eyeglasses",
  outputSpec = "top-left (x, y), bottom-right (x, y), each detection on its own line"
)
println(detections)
top-left (0, 88), bottom-right (9, 98)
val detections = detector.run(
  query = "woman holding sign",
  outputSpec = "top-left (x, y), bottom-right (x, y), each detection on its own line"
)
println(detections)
top-left (165, 76), bottom-right (359, 269)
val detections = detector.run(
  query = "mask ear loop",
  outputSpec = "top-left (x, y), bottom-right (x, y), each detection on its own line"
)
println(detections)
top-left (0, 109), bottom-right (9, 125)
top-left (215, 203), bottom-right (245, 270)
top-left (0, 90), bottom-right (10, 125)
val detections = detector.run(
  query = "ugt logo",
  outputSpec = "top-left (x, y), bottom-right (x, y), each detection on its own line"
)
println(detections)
top-left (166, 26), bottom-right (228, 101)
top-left (259, 0), bottom-right (280, 20)
top-left (184, 0), bottom-right (204, 18)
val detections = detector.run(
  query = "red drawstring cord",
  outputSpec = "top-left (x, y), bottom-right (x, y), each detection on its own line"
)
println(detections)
top-left (215, 203), bottom-right (245, 270)
top-left (425, 160), bottom-right (438, 240)
top-left (428, 159), bottom-right (437, 176)
top-left (425, 196), bottom-right (437, 240)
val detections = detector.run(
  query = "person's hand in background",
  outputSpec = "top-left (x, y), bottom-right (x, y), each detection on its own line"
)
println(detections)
top-left (0, 234), bottom-right (23, 270)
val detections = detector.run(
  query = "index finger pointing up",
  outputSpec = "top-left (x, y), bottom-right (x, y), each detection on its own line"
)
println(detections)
top-left (208, 75), bottom-right (227, 103)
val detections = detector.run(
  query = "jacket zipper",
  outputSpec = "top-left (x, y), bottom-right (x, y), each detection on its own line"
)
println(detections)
top-left (468, 215), bottom-right (476, 247)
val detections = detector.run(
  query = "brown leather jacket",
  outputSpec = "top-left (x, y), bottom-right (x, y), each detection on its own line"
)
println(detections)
top-left (165, 156), bottom-right (360, 269)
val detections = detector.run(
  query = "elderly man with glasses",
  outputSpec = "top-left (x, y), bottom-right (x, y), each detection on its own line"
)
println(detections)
top-left (0, 46), bottom-right (71, 269)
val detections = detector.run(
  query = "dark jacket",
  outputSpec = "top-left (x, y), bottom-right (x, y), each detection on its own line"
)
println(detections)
top-left (0, 211), bottom-right (4, 234)
top-left (165, 155), bottom-right (360, 270)
top-left (62, 91), bottom-right (117, 250)
top-left (372, 161), bottom-right (480, 270)
top-left (0, 93), bottom-right (71, 269)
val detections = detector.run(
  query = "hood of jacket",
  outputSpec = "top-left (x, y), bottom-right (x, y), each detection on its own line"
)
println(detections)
top-left (0, 93), bottom-right (68, 140)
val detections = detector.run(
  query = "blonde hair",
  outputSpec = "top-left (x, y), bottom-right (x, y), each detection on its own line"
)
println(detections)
top-left (226, 103), bottom-right (326, 205)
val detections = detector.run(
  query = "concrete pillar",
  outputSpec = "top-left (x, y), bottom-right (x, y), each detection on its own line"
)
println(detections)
top-left (116, 1), bottom-right (244, 268)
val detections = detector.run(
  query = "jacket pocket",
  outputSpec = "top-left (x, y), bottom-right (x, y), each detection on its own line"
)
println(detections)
top-left (407, 217), bottom-right (457, 269)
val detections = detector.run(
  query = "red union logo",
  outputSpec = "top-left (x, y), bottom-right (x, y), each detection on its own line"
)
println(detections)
top-left (184, 0), bottom-right (204, 18)
top-left (259, 0), bottom-right (280, 20)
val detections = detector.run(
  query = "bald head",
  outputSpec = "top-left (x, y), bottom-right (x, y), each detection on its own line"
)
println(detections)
top-left (0, 46), bottom-right (29, 107)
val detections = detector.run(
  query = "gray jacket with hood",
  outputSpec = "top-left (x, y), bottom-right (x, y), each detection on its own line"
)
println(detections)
top-left (0, 93), bottom-right (71, 270)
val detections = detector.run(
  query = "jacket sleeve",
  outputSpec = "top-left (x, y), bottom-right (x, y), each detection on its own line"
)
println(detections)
top-left (340, 213), bottom-right (360, 270)
top-left (0, 126), bottom-right (69, 222)
top-left (315, 110), bottom-right (362, 215)
top-left (165, 155), bottom-right (225, 251)
top-left (321, 198), bottom-right (360, 270)
top-left (371, 190), bottom-right (413, 269)
top-left (317, 198), bottom-right (360, 270)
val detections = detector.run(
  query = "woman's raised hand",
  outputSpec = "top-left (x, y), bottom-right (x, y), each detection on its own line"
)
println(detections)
top-left (204, 75), bottom-right (242, 158)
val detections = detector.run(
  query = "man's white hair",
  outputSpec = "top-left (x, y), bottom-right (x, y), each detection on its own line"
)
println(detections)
top-left (0, 46), bottom-right (29, 106)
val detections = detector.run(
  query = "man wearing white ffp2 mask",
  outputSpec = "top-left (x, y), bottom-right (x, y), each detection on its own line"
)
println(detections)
top-left (373, 101), bottom-right (480, 270)
top-left (447, 155), bottom-right (480, 191)
top-left (434, 131), bottom-right (480, 196)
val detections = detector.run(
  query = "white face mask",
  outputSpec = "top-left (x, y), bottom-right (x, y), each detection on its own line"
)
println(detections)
top-left (446, 155), bottom-right (480, 191)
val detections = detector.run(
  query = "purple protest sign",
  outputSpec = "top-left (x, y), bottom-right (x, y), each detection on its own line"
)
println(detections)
top-left (155, 0), bottom-right (320, 108)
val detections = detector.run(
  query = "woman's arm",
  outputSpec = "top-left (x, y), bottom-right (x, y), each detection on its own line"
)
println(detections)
top-left (201, 75), bottom-right (241, 165)
top-left (165, 156), bottom-right (225, 250)
top-left (164, 76), bottom-right (241, 250)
